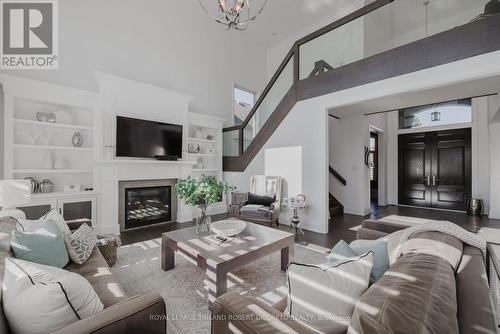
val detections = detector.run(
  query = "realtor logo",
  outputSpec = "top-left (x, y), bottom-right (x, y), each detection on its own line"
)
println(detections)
top-left (1, 0), bottom-right (58, 69)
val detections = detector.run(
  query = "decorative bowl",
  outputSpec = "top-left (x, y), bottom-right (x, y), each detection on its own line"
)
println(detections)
top-left (211, 220), bottom-right (247, 237)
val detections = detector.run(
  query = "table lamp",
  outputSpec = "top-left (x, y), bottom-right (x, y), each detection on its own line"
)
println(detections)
top-left (0, 180), bottom-right (31, 219)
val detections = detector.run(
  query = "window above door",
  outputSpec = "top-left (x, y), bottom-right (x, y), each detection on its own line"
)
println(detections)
top-left (398, 99), bottom-right (472, 130)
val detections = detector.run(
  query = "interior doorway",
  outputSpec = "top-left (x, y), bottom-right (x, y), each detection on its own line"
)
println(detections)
top-left (369, 132), bottom-right (379, 210)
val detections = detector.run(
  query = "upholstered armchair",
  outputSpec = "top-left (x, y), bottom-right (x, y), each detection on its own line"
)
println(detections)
top-left (231, 176), bottom-right (282, 227)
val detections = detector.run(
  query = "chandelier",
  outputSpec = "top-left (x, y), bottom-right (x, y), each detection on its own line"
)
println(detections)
top-left (198, 0), bottom-right (268, 30)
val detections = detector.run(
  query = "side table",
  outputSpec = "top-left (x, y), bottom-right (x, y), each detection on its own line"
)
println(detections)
top-left (97, 235), bottom-right (120, 267)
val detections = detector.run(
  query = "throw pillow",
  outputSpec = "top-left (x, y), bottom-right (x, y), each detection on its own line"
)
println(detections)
top-left (3, 258), bottom-right (103, 334)
top-left (285, 252), bottom-right (374, 334)
top-left (65, 223), bottom-right (97, 264)
top-left (326, 239), bottom-right (357, 263)
top-left (11, 221), bottom-right (69, 268)
top-left (247, 192), bottom-right (276, 206)
top-left (16, 209), bottom-right (71, 238)
top-left (350, 239), bottom-right (389, 283)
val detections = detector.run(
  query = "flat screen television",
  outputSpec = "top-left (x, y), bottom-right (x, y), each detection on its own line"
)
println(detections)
top-left (116, 116), bottom-right (183, 159)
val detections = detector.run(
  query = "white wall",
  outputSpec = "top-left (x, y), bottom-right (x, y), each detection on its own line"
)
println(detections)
top-left (0, 0), bottom-right (267, 120)
top-left (225, 100), bottom-right (329, 234)
top-left (265, 146), bottom-right (302, 199)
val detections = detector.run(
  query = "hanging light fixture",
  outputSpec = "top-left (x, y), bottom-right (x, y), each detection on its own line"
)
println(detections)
top-left (198, 0), bottom-right (268, 30)
top-left (471, 0), bottom-right (500, 22)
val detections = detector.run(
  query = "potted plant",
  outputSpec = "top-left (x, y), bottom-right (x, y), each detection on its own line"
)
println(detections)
top-left (175, 176), bottom-right (234, 234)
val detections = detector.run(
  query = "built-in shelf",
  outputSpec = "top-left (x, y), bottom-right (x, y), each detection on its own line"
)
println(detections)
top-left (13, 144), bottom-right (93, 151)
top-left (13, 119), bottom-right (93, 131)
top-left (188, 137), bottom-right (219, 144)
top-left (191, 168), bottom-right (221, 172)
top-left (189, 153), bottom-right (219, 157)
top-left (13, 169), bottom-right (93, 174)
top-left (31, 190), bottom-right (100, 199)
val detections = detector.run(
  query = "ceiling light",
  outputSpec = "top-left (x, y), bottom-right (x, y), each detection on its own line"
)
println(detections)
top-left (198, 0), bottom-right (267, 30)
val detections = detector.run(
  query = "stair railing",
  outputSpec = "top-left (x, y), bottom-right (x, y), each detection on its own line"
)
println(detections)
top-left (223, 0), bottom-right (393, 161)
top-left (329, 166), bottom-right (347, 186)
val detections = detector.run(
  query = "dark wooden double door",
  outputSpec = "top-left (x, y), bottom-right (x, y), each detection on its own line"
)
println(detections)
top-left (398, 128), bottom-right (471, 211)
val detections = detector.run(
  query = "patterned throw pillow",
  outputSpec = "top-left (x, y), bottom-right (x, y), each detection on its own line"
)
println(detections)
top-left (65, 224), bottom-right (97, 264)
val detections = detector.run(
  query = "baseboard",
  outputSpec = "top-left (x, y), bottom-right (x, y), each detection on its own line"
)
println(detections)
top-left (489, 210), bottom-right (500, 220)
top-left (344, 207), bottom-right (369, 216)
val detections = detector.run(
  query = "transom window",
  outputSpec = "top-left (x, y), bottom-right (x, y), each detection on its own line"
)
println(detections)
top-left (398, 99), bottom-right (472, 130)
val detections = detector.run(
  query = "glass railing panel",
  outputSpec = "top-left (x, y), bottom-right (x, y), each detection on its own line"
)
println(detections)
top-left (299, 0), bottom-right (489, 80)
top-left (243, 58), bottom-right (293, 151)
top-left (298, 1), bottom-right (368, 80)
top-left (222, 129), bottom-right (240, 157)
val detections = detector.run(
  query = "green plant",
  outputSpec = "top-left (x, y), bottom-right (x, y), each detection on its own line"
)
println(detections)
top-left (175, 176), bottom-right (234, 208)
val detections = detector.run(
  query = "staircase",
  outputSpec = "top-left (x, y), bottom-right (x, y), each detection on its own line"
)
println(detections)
top-left (223, 1), bottom-right (500, 172)
top-left (329, 193), bottom-right (344, 218)
top-left (329, 166), bottom-right (346, 221)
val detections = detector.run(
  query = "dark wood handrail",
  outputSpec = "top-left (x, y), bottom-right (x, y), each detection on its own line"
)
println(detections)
top-left (330, 166), bottom-right (347, 186)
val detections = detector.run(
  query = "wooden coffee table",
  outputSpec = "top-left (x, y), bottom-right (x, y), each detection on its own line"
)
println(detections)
top-left (161, 221), bottom-right (295, 306)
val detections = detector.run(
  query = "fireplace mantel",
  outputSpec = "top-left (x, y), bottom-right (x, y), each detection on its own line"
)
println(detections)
top-left (96, 159), bottom-right (195, 166)
top-left (95, 160), bottom-right (193, 235)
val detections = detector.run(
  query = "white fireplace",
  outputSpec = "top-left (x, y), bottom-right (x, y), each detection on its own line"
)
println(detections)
top-left (95, 160), bottom-right (194, 234)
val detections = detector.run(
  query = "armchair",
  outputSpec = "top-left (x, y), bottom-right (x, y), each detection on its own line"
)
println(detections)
top-left (232, 176), bottom-right (282, 227)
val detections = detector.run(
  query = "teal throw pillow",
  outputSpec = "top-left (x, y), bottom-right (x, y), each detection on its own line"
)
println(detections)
top-left (11, 220), bottom-right (69, 268)
top-left (327, 240), bottom-right (357, 263)
top-left (350, 239), bottom-right (389, 283)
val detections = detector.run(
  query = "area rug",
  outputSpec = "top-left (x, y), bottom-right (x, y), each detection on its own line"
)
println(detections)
top-left (110, 237), bottom-right (328, 334)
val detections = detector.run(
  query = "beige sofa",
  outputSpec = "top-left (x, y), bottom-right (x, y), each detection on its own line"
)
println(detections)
top-left (0, 217), bottom-right (166, 334)
top-left (212, 219), bottom-right (497, 334)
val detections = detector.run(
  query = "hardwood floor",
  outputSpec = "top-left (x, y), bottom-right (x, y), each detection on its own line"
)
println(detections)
top-left (121, 205), bottom-right (500, 250)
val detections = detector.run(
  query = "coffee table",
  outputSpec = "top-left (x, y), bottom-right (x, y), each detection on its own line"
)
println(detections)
top-left (161, 221), bottom-right (295, 306)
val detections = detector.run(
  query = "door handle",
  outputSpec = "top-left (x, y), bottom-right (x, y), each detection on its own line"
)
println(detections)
top-left (423, 176), bottom-right (430, 186)
top-left (432, 176), bottom-right (440, 186)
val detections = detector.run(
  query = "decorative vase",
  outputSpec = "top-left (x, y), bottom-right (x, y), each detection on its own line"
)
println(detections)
top-left (72, 132), bottom-right (83, 147)
top-left (39, 179), bottom-right (54, 193)
top-left (24, 177), bottom-right (39, 193)
top-left (193, 204), bottom-right (211, 235)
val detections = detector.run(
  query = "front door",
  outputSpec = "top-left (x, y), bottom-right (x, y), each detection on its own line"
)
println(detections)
top-left (398, 128), bottom-right (471, 211)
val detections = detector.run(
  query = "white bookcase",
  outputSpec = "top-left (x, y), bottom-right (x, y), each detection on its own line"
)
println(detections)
top-left (187, 112), bottom-right (227, 214)
top-left (1, 74), bottom-right (100, 221)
